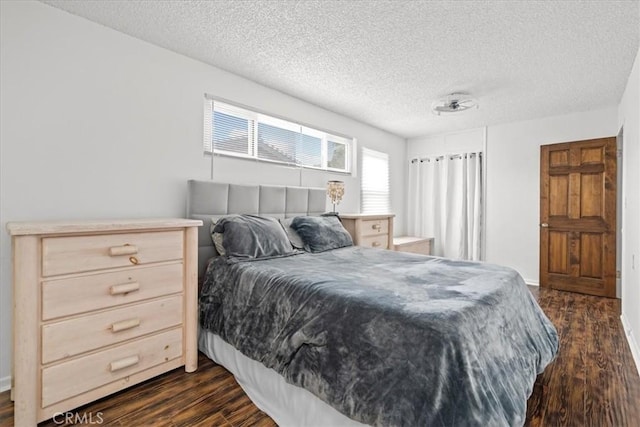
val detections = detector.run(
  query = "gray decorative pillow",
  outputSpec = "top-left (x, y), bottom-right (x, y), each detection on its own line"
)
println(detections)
top-left (290, 216), bottom-right (353, 253)
top-left (279, 218), bottom-right (305, 250)
top-left (212, 214), bottom-right (295, 259)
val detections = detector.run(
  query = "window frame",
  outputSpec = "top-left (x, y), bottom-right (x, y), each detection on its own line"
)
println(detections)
top-left (361, 147), bottom-right (391, 214)
top-left (204, 95), bottom-right (353, 174)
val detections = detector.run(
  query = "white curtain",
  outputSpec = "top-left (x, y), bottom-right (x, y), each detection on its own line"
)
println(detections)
top-left (408, 152), bottom-right (482, 260)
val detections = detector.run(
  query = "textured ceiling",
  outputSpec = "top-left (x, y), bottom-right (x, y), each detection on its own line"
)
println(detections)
top-left (41, 0), bottom-right (639, 138)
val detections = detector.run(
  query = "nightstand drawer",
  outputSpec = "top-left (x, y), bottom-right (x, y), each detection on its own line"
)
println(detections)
top-left (42, 328), bottom-right (183, 408)
top-left (42, 230), bottom-right (183, 276)
top-left (360, 219), bottom-right (389, 236)
top-left (361, 234), bottom-right (389, 249)
top-left (340, 214), bottom-right (394, 250)
top-left (42, 262), bottom-right (183, 320)
top-left (42, 295), bottom-right (183, 364)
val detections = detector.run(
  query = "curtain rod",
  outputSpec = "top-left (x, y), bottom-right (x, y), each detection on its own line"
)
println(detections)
top-left (410, 152), bottom-right (482, 163)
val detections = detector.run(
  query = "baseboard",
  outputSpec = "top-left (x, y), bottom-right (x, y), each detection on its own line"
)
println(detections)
top-left (525, 280), bottom-right (539, 287)
top-left (0, 376), bottom-right (10, 393)
top-left (620, 313), bottom-right (640, 377)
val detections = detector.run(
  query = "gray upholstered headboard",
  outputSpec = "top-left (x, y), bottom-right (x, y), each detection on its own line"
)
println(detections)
top-left (187, 180), bottom-right (326, 276)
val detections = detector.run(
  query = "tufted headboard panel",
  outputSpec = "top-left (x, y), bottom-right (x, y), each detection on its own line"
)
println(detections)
top-left (187, 180), bottom-right (326, 276)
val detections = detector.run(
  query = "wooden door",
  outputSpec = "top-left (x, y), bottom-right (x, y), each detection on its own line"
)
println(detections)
top-left (540, 137), bottom-right (616, 297)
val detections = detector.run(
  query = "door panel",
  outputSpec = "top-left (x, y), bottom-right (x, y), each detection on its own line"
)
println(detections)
top-left (540, 137), bottom-right (616, 297)
top-left (580, 174), bottom-right (603, 217)
top-left (550, 149), bottom-right (569, 166)
top-left (548, 232), bottom-right (569, 274)
top-left (580, 233), bottom-right (603, 279)
top-left (580, 146), bottom-right (604, 164)
top-left (549, 176), bottom-right (569, 216)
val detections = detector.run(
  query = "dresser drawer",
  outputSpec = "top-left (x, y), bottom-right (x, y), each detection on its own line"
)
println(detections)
top-left (42, 230), bottom-right (183, 276)
top-left (42, 328), bottom-right (183, 408)
top-left (42, 263), bottom-right (183, 320)
top-left (360, 219), bottom-right (389, 237)
top-left (361, 234), bottom-right (389, 249)
top-left (42, 295), bottom-right (182, 364)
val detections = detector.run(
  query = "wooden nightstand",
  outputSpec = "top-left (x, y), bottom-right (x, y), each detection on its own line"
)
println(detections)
top-left (340, 214), bottom-right (395, 249)
top-left (393, 236), bottom-right (434, 256)
top-left (7, 218), bottom-right (202, 426)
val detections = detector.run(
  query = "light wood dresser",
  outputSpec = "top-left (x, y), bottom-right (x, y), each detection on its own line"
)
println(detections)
top-left (340, 214), bottom-right (395, 250)
top-left (393, 236), bottom-right (434, 256)
top-left (6, 218), bottom-right (202, 426)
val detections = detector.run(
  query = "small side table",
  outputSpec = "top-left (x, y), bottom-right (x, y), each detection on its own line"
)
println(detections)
top-left (340, 213), bottom-right (395, 250)
top-left (393, 236), bottom-right (433, 256)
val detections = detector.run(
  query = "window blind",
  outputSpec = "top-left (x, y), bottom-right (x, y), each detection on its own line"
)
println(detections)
top-left (361, 147), bottom-right (390, 214)
top-left (204, 97), bottom-right (352, 173)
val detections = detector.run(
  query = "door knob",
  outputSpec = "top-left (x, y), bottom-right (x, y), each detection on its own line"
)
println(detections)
top-left (540, 223), bottom-right (549, 228)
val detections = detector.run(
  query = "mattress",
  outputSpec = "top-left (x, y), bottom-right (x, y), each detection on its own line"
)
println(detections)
top-left (199, 330), bottom-right (366, 427)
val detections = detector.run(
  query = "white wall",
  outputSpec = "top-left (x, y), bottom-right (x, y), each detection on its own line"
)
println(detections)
top-left (0, 1), bottom-right (406, 387)
top-left (407, 128), bottom-right (485, 159)
top-left (618, 45), bottom-right (640, 374)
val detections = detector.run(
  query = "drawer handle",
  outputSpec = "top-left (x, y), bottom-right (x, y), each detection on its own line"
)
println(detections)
top-left (110, 282), bottom-right (140, 295)
top-left (109, 244), bottom-right (138, 256)
top-left (129, 256), bottom-right (139, 265)
top-left (111, 318), bottom-right (141, 333)
top-left (109, 355), bottom-right (140, 372)
top-left (372, 224), bottom-right (382, 231)
top-left (372, 241), bottom-right (381, 247)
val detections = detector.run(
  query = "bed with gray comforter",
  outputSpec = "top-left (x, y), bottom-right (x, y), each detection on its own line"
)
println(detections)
top-left (200, 246), bottom-right (558, 427)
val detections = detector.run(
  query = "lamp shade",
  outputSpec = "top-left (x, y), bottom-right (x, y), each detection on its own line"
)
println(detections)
top-left (326, 181), bottom-right (345, 213)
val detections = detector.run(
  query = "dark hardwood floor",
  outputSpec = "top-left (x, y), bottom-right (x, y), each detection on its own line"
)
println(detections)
top-left (1, 286), bottom-right (639, 426)
top-left (525, 286), bottom-right (640, 426)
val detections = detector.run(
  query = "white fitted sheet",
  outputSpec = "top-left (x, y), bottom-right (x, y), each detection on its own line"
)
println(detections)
top-left (198, 330), bottom-right (368, 427)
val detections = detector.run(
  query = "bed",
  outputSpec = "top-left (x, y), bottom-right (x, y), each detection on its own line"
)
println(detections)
top-left (188, 180), bottom-right (559, 427)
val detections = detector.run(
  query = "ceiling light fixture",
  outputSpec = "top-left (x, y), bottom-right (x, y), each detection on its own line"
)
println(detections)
top-left (431, 93), bottom-right (478, 115)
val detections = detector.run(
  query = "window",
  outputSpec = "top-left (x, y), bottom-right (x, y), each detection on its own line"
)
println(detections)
top-left (204, 97), bottom-right (352, 173)
top-left (361, 147), bottom-right (390, 213)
